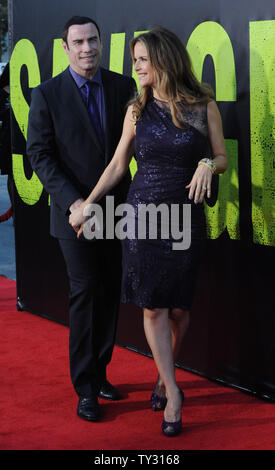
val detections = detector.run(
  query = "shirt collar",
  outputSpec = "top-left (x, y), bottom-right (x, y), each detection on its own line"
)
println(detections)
top-left (69, 66), bottom-right (102, 88)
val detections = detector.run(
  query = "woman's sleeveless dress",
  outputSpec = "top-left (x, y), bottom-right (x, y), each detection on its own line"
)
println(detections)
top-left (121, 97), bottom-right (209, 310)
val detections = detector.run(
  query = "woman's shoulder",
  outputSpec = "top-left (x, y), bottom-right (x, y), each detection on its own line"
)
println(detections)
top-left (206, 99), bottom-right (220, 117)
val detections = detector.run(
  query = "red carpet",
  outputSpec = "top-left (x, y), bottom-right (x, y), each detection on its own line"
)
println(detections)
top-left (1, 275), bottom-right (275, 451)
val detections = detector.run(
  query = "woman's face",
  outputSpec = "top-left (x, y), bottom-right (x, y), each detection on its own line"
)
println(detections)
top-left (133, 41), bottom-right (155, 88)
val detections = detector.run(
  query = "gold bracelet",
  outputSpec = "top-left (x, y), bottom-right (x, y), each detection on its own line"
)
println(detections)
top-left (198, 158), bottom-right (216, 174)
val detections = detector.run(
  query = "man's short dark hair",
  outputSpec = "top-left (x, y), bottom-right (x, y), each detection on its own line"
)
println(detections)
top-left (62, 16), bottom-right (101, 44)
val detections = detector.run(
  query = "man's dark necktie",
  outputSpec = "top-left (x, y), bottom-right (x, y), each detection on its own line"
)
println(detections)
top-left (84, 81), bottom-right (104, 147)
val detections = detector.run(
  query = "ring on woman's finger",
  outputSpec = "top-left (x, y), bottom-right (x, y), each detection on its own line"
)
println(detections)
top-left (202, 186), bottom-right (207, 190)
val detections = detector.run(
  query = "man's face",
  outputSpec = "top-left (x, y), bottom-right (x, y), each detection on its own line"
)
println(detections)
top-left (63, 22), bottom-right (102, 78)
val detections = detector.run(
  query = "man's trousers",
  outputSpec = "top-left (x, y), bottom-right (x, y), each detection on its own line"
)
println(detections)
top-left (58, 238), bottom-right (122, 397)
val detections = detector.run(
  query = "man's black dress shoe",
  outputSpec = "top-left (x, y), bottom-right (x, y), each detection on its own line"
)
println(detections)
top-left (77, 396), bottom-right (101, 421)
top-left (98, 380), bottom-right (121, 401)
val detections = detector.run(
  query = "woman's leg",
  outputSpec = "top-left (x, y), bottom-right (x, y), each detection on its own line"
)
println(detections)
top-left (157, 308), bottom-right (190, 392)
top-left (170, 308), bottom-right (190, 360)
top-left (143, 307), bottom-right (182, 422)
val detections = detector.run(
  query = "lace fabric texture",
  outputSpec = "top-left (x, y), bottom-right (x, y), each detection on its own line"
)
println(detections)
top-left (120, 98), bottom-right (209, 309)
top-left (154, 97), bottom-right (208, 137)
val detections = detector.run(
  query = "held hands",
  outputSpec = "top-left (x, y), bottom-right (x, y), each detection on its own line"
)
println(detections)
top-left (69, 201), bottom-right (88, 238)
top-left (186, 163), bottom-right (213, 203)
top-left (69, 197), bottom-right (84, 213)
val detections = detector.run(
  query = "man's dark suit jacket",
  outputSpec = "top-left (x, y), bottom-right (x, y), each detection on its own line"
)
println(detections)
top-left (27, 66), bottom-right (136, 239)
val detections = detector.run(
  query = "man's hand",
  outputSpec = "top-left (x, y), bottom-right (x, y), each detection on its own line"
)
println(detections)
top-left (69, 201), bottom-right (89, 234)
top-left (69, 198), bottom-right (86, 236)
top-left (69, 198), bottom-right (85, 213)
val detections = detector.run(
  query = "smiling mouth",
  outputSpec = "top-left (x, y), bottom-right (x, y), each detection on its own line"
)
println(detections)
top-left (81, 55), bottom-right (97, 60)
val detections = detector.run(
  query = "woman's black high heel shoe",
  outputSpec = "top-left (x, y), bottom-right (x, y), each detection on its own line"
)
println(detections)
top-left (151, 391), bottom-right (168, 411)
top-left (151, 375), bottom-right (166, 411)
top-left (151, 377), bottom-right (184, 411)
top-left (161, 390), bottom-right (184, 437)
top-left (161, 417), bottom-right (182, 437)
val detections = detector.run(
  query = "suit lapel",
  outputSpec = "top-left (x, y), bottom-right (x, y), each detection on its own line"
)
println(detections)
top-left (61, 68), bottom-right (104, 155)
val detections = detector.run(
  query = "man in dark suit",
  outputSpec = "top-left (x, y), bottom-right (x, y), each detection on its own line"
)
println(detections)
top-left (27, 16), bottom-right (136, 421)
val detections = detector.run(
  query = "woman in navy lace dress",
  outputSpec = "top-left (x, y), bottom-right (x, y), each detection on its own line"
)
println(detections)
top-left (70, 27), bottom-right (227, 436)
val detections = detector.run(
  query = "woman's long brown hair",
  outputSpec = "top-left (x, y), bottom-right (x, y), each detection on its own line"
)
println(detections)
top-left (130, 27), bottom-right (214, 128)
